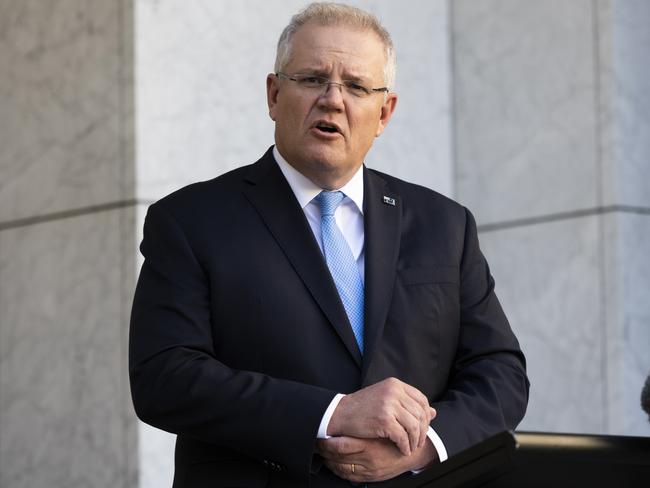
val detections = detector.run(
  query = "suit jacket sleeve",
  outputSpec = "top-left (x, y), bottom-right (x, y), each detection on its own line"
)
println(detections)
top-left (129, 201), bottom-right (336, 479)
top-left (429, 208), bottom-right (529, 457)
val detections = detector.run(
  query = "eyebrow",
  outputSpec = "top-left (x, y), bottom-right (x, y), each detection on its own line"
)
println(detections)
top-left (296, 67), bottom-right (371, 84)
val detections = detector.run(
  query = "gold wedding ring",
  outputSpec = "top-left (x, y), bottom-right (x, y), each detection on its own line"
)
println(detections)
top-left (351, 463), bottom-right (355, 474)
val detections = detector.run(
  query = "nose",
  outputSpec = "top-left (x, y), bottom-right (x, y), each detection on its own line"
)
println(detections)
top-left (317, 82), bottom-right (345, 110)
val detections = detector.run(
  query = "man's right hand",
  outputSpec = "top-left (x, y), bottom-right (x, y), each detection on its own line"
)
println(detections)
top-left (326, 378), bottom-right (436, 456)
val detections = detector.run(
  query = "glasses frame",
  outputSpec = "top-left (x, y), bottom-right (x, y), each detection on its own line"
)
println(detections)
top-left (275, 72), bottom-right (389, 98)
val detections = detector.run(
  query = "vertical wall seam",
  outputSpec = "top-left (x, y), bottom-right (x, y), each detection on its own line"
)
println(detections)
top-left (118, 0), bottom-right (126, 484)
top-left (117, 0), bottom-right (131, 485)
top-left (448, 0), bottom-right (459, 201)
top-left (591, 0), bottom-right (609, 434)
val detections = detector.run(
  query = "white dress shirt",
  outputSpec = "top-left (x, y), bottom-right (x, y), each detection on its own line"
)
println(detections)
top-left (273, 147), bottom-right (448, 465)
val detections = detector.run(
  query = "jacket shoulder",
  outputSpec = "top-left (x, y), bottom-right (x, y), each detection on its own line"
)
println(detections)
top-left (152, 164), bottom-right (251, 215)
top-left (149, 147), bottom-right (277, 218)
top-left (366, 167), bottom-right (466, 217)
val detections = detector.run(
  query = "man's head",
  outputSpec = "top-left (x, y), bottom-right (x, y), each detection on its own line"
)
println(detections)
top-left (267, 2), bottom-right (398, 189)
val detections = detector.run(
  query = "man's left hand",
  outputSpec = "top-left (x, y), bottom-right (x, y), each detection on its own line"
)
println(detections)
top-left (316, 435), bottom-right (437, 483)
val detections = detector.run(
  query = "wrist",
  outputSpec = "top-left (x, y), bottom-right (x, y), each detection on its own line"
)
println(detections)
top-left (318, 394), bottom-right (345, 439)
top-left (412, 438), bottom-right (437, 471)
top-left (326, 394), bottom-right (351, 436)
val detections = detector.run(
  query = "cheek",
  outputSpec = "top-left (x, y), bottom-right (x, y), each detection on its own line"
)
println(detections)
top-left (276, 105), bottom-right (299, 134)
top-left (352, 114), bottom-right (382, 145)
top-left (284, 101), bottom-right (310, 129)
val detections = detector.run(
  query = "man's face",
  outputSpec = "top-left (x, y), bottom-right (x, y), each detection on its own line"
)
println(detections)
top-left (267, 23), bottom-right (397, 189)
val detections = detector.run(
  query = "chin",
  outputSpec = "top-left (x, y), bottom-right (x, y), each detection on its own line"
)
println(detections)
top-left (306, 144), bottom-right (348, 167)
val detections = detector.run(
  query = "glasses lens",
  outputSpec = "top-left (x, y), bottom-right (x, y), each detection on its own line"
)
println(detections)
top-left (295, 75), bottom-right (328, 89)
top-left (343, 81), bottom-right (371, 97)
top-left (284, 73), bottom-right (376, 98)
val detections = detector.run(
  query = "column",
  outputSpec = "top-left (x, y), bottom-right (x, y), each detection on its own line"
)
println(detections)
top-left (451, 0), bottom-right (650, 436)
top-left (0, 0), bottom-right (137, 487)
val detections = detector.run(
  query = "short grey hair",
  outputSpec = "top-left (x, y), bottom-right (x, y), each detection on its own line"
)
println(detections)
top-left (274, 2), bottom-right (396, 89)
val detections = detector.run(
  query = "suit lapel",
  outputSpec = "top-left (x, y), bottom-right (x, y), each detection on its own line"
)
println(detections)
top-left (242, 150), bottom-right (363, 368)
top-left (362, 168), bottom-right (401, 381)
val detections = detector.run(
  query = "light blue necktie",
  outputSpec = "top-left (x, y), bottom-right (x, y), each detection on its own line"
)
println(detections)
top-left (317, 191), bottom-right (364, 354)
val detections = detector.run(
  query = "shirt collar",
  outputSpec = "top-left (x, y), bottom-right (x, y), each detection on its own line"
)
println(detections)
top-left (273, 146), bottom-right (364, 214)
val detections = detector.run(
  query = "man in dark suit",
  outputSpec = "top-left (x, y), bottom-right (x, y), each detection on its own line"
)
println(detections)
top-left (129, 3), bottom-right (529, 487)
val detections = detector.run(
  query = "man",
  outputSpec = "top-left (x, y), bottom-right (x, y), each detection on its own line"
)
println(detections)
top-left (129, 3), bottom-right (529, 487)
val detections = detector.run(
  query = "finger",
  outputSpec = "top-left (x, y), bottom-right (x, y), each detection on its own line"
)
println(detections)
top-left (401, 386), bottom-right (434, 447)
top-left (420, 407), bottom-right (437, 448)
top-left (317, 436), bottom-right (366, 460)
top-left (402, 381), bottom-right (428, 402)
top-left (392, 393), bottom-right (429, 451)
top-left (402, 384), bottom-right (432, 419)
top-left (323, 460), bottom-right (362, 482)
top-left (382, 419), bottom-right (412, 456)
top-left (383, 382), bottom-right (431, 451)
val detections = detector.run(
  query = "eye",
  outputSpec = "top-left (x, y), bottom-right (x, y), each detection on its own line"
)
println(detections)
top-left (344, 81), bottom-right (371, 97)
top-left (297, 75), bottom-right (328, 87)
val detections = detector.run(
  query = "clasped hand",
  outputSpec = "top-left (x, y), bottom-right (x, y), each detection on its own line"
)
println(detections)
top-left (318, 377), bottom-right (437, 482)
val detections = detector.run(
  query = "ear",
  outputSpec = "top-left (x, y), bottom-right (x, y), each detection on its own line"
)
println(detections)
top-left (375, 92), bottom-right (398, 137)
top-left (266, 73), bottom-right (280, 121)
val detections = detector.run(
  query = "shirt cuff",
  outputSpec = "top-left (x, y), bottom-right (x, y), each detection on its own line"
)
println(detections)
top-left (317, 393), bottom-right (345, 439)
top-left (427, 426), bottom-right (448, 462)
top-left (411, 427), bottom-right (449, 473)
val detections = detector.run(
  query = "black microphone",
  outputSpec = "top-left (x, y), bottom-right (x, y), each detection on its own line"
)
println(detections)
top-left (642, 373), bottom-right (650, 421)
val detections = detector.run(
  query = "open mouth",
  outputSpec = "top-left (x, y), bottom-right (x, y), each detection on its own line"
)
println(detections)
top-left (313, 121), bottom-right (341, 135)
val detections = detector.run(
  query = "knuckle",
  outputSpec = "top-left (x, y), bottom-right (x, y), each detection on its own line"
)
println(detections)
top-left (405, 414), bottom-right (418, 428)
top-left (376, 411), bottom-right (391, 424)
top-left (385, 377), bottom-right (400, 390)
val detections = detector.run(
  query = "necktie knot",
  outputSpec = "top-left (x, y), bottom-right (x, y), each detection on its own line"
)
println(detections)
top-left (317, 191), bottom-right (345, 217)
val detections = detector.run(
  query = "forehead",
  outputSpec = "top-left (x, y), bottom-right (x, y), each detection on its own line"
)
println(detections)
top-left (287, 23), bottom-right (386, 78)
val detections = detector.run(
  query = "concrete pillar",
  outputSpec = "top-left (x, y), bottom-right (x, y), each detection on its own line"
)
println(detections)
top-left (452, 0), bottom-right (650, 436)
top-left (0, 1), bottom-right (137, 486)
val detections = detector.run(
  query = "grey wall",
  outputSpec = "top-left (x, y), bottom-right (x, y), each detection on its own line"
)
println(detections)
top-left (0, 1), bottom-right (648, 487)
top-left (452, 0), bottom-right (650, 436)
top-left (0, 0), bottom-right (137, 487)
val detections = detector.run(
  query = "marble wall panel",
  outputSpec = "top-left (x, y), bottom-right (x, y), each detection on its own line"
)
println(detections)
top-left (357, 0), bottom-right (452, 196)
top-left (135, 0), bottom-right (453, 201)
top-left (0, 0), bottom-right (134, 223)
top-left (132, 202), bottom-right (175, 488)
top-left (452, 0), bottom-right (599, 224)
top-left (478, 216), bottom-right (605, 433)
top-left (603, 212), bottom-right (650, 436)
top-left (0, 208), bottom-right (136, 488)
top-left (599, 0), bottom-right (650, 208)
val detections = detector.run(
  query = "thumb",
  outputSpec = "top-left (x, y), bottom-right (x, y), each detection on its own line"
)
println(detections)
top-left (318, 436), bottom-right (366, 457)
top-left (429, 407), bottom-right (437, 421)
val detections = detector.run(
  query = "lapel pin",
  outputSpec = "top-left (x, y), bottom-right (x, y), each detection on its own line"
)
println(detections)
top-left (382, 195), bottom-right (396, 206)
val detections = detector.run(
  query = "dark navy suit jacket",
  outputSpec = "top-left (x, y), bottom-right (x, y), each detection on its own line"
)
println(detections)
top-left (129, 147), bottom-right (529, 487)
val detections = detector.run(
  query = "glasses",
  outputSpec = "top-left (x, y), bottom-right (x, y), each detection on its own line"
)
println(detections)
top-left (276, 72), bottom-right (389, 99)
